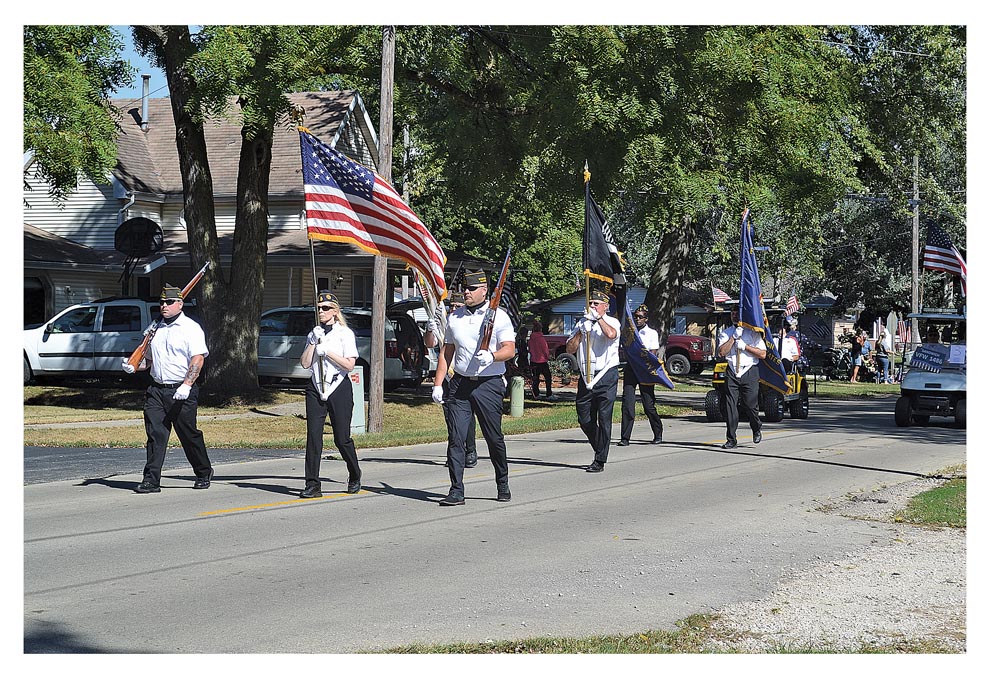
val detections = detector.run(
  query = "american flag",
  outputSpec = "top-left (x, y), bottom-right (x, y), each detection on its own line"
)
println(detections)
top-left (299, 128), bottom-right (447, 301)
top-left (897, 320), bottom-right (908, 344)
top-left (711, 284), bottom-right (731, 304)
top-left (786, 294), bottom-right (800, 315)
top-left (923, 224), bottom-right (967, 296)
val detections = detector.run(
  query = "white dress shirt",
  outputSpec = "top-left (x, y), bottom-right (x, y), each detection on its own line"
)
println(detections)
top-left (444, 305), bottom-right (515, 377)
top-left (717, 325), bottom-right (767, 377)
top-left (149, 313), bottom-right (209, 384)
top-left (576, 314), bottom-right (621, 387)
top-left (307, 323), bottom-right (359, 395)
top-left (637, 325), bottom-right (661, 353)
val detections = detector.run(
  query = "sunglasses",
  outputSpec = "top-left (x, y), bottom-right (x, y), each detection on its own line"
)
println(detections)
top-left (464, 285), bottom-right (485, 292)
top-left (634, 314), bottom-right (647, 319)
top-left (160, 299), bottom-right (181, 306)
top-left (318, 305), bottom-right (337, 311)
top-left (589, 300), bottom-right (605, 306)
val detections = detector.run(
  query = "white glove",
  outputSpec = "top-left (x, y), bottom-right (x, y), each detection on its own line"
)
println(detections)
top-left (584, 311), bottom-right (600, 322)
top-left (734, 326), bottom-right (744, 338)
top-left (431, 385), bottom-right (445, 404)
top-left (735, 338), bottom-right (747, 352)
top-left (315, 341), bottom-right (330, 357)
top-left (427, 320), bottom-right (439, 336)
top-left (312, 326), bottom-right (325, 339)
top-left (121, 359), bottom-right (136, 374)
top-left (173, 383), bottom-right (191, 400)
top-left (476, 349), bottom-right (494, 368)
top-left (582, 319), bottom-right (595, 333)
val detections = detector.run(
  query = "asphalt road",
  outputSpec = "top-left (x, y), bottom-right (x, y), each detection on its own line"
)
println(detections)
top-left (23, 396), bottom-right (965, 653)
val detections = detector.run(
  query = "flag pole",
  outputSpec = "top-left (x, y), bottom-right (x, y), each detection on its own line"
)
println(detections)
top-left (308, 238), bottom-right (326, 391)
top-left (584, 273), bottom-right (593, 386)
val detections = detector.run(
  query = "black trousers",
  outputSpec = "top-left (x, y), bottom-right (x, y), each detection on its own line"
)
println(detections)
top-left (304, 381), bottom-right (361, 487)
top-left (445, 375), bottom-right (509, 496)
top-left (530, 361), bottom-right (553, 397)
top-left (619, 365), bottom-right (664, 442)
top-left (575, 366), bottom-right (619, 464)
top-left (142, 383), bottom-right (212, 486)
top-left (442, 379), bottom-right (476, 456)
top-left (723, 366), bottom-right (762, 444)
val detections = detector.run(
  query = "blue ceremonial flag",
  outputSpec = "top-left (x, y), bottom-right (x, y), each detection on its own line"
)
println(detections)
top-left (738, 209), bottom-right (790, 395)
top-left (620, 297), bottom-right (675, 389)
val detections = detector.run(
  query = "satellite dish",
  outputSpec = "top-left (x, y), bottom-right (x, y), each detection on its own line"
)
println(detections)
top-left (115, 217), bottom-right (164, 258)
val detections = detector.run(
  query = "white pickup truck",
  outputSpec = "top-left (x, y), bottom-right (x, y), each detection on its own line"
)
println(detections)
top-left (24, 298), bottom-right (181, 384)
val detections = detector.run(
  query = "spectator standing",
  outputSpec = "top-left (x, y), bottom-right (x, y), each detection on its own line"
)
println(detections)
top-left (527, 319), bottom-right (553, 400)
top-left (875, 329), bottom-right (891, 384)
top-left (849, 329), bottom-right (866, 382)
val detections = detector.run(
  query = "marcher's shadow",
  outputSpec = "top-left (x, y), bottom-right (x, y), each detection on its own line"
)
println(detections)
top-left (362, 482), bottom-right (445, 503)
top-left (76, 477), bottom-right (136, 490)
top-left (505, 456), bottom-right (589, 470)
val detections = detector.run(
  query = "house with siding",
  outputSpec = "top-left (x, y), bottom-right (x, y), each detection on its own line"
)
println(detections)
top-left (23, 88), bottom-right (485, 325)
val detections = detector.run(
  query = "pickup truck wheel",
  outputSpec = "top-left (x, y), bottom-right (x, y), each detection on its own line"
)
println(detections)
top-left (665, 353), bottom-right (691, 376)
top-left (558, 352), bottom-right (578, 373)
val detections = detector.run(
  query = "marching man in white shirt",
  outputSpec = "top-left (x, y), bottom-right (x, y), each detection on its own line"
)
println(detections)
top-left (716, 311), bottom-right (767, 449)
top-left (565, 289), bottom-right (621, 472)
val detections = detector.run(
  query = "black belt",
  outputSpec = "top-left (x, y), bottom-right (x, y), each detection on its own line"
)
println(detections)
top-left (153, 381), bottom-right (184, 389)
top-left (454, 373), bottom-right (499, 382)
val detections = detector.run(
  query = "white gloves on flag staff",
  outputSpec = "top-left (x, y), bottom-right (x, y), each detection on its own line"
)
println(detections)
top-left (735, 338), bottom-right (747, 352)
top-left (315, 341), bottom-right (330, 358)
top-left (173, 383), bottom-right (191, 400)
top-left (427, 320), bottom-right (440, 337)
top-left (476, 350), bottom-right (494, 368)
top-left (734, 326), bottom-right (744, 338)
top-left (312, 326), bottom-right (325, 339)
top-left (432, 386), bottom-right (445, 404)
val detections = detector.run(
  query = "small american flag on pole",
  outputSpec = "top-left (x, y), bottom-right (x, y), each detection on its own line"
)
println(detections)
top-left (923, 224), bottom-right (967, 296)
top-left (897, 320), bottom-right (908, 344)
top-left (786, 294), bottom-right (800, 315)
top-left (711, 284), bottom-right (731, 304)
top-left (299, 128), bottom-right (447, 301)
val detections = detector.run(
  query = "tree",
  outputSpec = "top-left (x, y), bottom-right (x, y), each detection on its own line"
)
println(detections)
top-left (131, 25), bottom-right (354, 395)
top-left (24, 26), bottom-right (134, 200)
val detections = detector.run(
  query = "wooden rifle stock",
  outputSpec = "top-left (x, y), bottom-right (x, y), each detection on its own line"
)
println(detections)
top-left (478, 247), bottom-right (512, 353)
top-left (125, 262), bottom-right (211, 370)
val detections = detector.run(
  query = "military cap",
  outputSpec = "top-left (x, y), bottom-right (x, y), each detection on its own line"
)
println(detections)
top-left (317, 290), bottom-right (340, 306)
top-left (462, 270), bottom-right (488, 287)
top-left (448, 290), bottom-right (465, 305)
top-left (635, 304), bottom-right (649, 315)
top-left (590, 289), bottom-right (609, 303)
top-left (160, 284), bottom-right (183, 300)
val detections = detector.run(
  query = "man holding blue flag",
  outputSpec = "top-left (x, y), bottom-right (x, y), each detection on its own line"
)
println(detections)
top-left (618, 304), bottom-right (667, 446)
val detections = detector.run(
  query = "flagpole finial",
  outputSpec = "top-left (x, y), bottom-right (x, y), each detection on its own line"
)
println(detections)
top-left (583, 160), bottom-right (590, 184)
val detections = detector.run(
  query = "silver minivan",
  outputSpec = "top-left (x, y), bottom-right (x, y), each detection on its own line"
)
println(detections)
top-left (257, 305), bottom-right (429, 391)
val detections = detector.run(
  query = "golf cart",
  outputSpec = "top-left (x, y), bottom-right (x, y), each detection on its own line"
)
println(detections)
top-left (894, 309), bottom-right (966, 428)
top-left (704, 307), bottom-right (809, 423)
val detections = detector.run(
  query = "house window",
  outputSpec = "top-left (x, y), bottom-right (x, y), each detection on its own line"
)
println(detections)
top-left (317, 277), bottom-right (329, 291)
top-left (352, 274), bottom-right (373, 309)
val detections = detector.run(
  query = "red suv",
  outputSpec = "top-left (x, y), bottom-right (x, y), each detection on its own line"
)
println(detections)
top-left (542, 332), bottom-right (712, 376)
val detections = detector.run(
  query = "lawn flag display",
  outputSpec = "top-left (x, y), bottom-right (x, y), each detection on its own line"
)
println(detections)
top-left (712, 284), bottom-right (731, 305)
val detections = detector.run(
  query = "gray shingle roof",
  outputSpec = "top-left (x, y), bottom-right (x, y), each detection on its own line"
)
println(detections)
top-left (111, 91), bottom-right (364, 199)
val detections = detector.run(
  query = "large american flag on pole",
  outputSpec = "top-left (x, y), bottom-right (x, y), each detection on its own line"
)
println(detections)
top-left (299, 128), bottom-right (447, 301)
top-left (711, 284), bottom-right (731, 304)
top-left (923, 224), bottom-right (967, 296)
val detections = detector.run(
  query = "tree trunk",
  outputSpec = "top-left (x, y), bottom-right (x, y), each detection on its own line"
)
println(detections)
top-left (646, 214), bottom-right (697, 346)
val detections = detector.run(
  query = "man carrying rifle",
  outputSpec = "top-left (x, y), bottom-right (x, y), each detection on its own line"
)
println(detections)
top-left (431, 270), bottom-right (515, 506)
top-left (122, 284), bottom-right (213, 493)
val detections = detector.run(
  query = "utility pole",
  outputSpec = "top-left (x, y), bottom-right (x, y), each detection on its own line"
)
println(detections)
top-left (911, 152), bottom-right (921, 344)
top-left (368, 25), bottom-right (395, 434)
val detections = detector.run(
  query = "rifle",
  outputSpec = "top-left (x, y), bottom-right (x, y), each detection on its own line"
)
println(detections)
top-left (125, 262), bottom-right (211, 371)
top-left (474, 247), bottom-right (512, 360)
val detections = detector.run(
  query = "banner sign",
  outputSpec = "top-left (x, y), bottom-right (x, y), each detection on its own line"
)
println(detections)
top-left (910, 344), bottom-right (949, 373)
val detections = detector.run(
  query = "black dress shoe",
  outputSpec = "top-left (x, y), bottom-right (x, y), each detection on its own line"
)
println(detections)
top-left (439, 493), bottom-right (465, 506)
top-left (135, 481), bottom-right (161, 494)
top-left (193, 469), bottom-right (214, 489)
top-left (651, 435), bottom-right (664, 444)
top-left (753, 430), bottom-right (762, 444)
top-left (722, 440), bottom-right (737, 449)
top-left (616, 440), bottom-right (630, 447)
top-left (465, 451), bottom-right (478, 468)
top-left (346, 478), bottom-right (361, 494)
top-left (299, 485), bottom-right (323, 499)
top-left (496, 485), bottom-right (511, 502)
top-left (586, 460), bottom-right (605, 473)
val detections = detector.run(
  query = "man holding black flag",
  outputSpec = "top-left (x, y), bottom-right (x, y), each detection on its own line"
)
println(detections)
top-left (432, 270), bottom-right (516, 506)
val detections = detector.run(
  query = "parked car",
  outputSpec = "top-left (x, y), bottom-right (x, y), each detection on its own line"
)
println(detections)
top-left (23, 297), bottom-right (197, 384)
top-left (257, 304), bottom-right (429, 391)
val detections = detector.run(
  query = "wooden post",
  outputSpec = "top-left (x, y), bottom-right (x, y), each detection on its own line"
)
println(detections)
top-left (368, 25), bottom-right (395, 434)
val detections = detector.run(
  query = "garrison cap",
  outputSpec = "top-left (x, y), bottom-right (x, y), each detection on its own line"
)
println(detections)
top-left (635, 304), bottom-right (649, 314)
top-left (317, 290), bottom-right (340, 306)
top-left (590, 289), bottom-right (609, 303)
top-left (160, 284), bottom-right (183, 300)
top-left (463, 270), bottom-right (488, 287)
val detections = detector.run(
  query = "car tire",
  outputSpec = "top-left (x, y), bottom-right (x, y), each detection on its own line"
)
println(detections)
top-left (665, 352), bottom-right (691, 376)
top-left (789, 381), bottom-right (809, 419)
top-left (558, 352), bottom-right (579, 373)
top-left (894, 396), bottom-right (912, 427)
top-left (704, 389), bottom-right (723, 422)
top-left (24, 356), bottom-right (33, 385)
top-left (763, 390), bottom-right (784, 423)
top-left (955, 398), bottom-right (966, 428)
